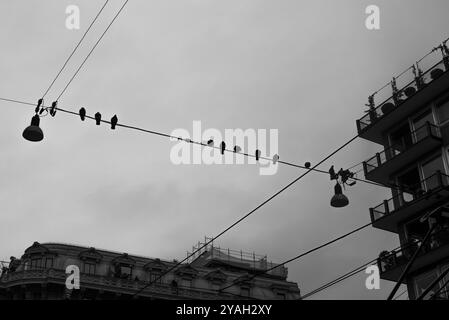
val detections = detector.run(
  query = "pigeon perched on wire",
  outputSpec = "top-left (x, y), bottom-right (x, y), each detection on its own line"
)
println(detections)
top-left (220, 142), bottom-right (226, 155)
top-left (50, 101), bottom-right (57, 117)
top-left (79, 108), bottom-right (86, 121)
top-left (207, 139), bottom-right (214, 147)
top-left (110, 115), bottom-right (118, 130)
top-left (94, 112), bottom-right (101, 125)
top-left (329, 165), bottom-right (338, 180)
top-left (272, 154), bottom-right (279, 164)
top-left (233, 146), bottom-right (241, 153)
top-left (255, 149), bottom-right (261, 161)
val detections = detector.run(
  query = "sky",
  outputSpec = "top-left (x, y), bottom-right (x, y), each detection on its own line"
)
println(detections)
top-left (1, 0), bottom-right (449, 300)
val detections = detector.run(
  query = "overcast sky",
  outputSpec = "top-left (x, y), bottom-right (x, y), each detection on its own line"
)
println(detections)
top-left (1, 0), bottom-right (449, 300)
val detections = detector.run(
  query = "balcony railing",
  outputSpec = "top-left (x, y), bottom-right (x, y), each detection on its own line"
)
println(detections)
top-left (363, 122), bottom-right (441, 175)
top-left (370, 171), bottom-right (449, 223)
top-left (378, 226), bottom-right (449, 274)
top-left (358, 58), bottom-right (449, 131)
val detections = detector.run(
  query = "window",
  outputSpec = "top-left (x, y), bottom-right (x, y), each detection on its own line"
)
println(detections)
top-left (241, 287), bottom-right (250, 297)
top-left (45, 258), bottom-right (53, 268)
top-left (181, 279), bottom-right (192, 288)
top-left (30, 258), bottom-right (43, 270)
top-left (114, 265), bottom-right (132, 279)
top-left (83, 262), bottom-right (96, 275)
top-left (421, 154), bottom-right (445, 190)
top-left (149, 272), bottom-right (162, 283)
top-left (412, 109), bottom-right (434, 142)
top-left (437, 98), bottom-right (449, 124)
top-left (414, 270), bottom-right (439, 300)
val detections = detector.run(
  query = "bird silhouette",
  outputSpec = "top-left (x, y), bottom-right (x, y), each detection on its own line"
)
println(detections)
top-left (50, 101), bottom-right (57, 117)
top-left (329, 165), bottom-right (338, 180)
top-left (272, 154), bottom-right (279, 164)
top-left (94, 112), bottom-right (101, 125)
top-left (220, 141), bottom-right (226, 155)
top-left (255, 149), bottom-right (261, 161)
top-left (305, 162), bottom-right (311, 169)
top-left (110, 115), bottom-right (118, 130)
top-left (79, 108), bottom-right (86, 121)
top-left (234, 146), bottom-right (241, 153)
top-left (207, 139), bottom-right (214, 147)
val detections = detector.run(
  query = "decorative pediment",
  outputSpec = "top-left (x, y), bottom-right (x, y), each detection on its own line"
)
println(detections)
top-left (205, 269), bottom-right (227, 283)
top-left (22, 242), bottom-right (55, 259)
top-left (144, 259), bottom-right (167, 273)
top-left (79, 247), bottom-right (103, 263)
top-left (111, 253), bottom-right (136, 266)
top-left (175, 264), bottom-right (199, 278)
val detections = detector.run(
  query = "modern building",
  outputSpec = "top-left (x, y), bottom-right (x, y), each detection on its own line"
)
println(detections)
top-left (0, 241), bottom-right (301, 300)
top-left (357, 41), bottom-right (449, 300)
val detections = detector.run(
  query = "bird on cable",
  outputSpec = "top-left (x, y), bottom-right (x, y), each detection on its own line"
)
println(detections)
top-left (207, 139), bottom-right (214, 147)
top-left (94, 112), bottom-right (101, 125)
top-left (220, 141), bottom-right (226, 155)
top-left (272, 154), bottom-right (279, 164)
top-left (255, 149), bottom-right (261, 161)
top-left (110, 115), bottom-right (118, 130)
top-left (79, 108), bottom-right (86, 121)
top-left (329, 165), bottom-right (338, 180)
top-left (50, 101), bottom-right (57, 117)
top-left (305, 162), bottom-right (311, 169)
top-left (234, 146), bottom-right (241, 153)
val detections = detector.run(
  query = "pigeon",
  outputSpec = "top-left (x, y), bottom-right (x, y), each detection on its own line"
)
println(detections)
top-left (255, 149), bottom-right (261, 161)
top-left (272, 154), bottom-right (279, 164)
top-left (234, 146), bottom-right (241, 153)
top-left (110, 115), bottom-right (118, 130)
top-left (50, 101), bottom-right (57, 117)
top-left (94, 112), bottom-right (101, 125)
top-left (207, 139), bottom-right (214, 147)
top-left (329, 165), bottom-right (338, 180)
top-left (220, 141), bottom-right (226, 155)
top-left (79, 108), bottom-right (86, 121)
top-left (305, 162), bottom-right (311, 169)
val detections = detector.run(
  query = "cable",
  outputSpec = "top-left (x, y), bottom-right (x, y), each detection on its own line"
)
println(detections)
top-left (41, 0), bottom-right (110, 99)
top-left (217, 221), bottom-right (373, 295)
top-left (0, 96), bottom-right (392, 191)
top-left (130, 135), bottom-right (359, 296)
top-left (56, 0), bottom-right (129, 101)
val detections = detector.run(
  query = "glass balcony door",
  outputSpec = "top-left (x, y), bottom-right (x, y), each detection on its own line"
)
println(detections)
top-left (421, 155), bottom-right (446, 191)
top-left (412, 110), bottom-right (435, 143)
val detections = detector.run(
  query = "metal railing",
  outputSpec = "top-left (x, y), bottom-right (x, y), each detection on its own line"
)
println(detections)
top-left (370, 172), bottom-right (449, 222)
top-left (358, 58), bottom-right (448, 131)
top-left (364, 122), bottom-right (441, 174)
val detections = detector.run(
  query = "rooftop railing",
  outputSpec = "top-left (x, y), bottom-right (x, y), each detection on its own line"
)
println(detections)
top-left (370, 171), bottom-right (449, 222)
top-left (364, 122), bottom-right (441, 175)
top-left (358, 51), bottom-right (449, 131)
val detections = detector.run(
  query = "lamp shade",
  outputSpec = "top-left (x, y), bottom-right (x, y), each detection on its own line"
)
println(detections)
top-left (330, 183), bottom-right (349, 208)
top-left (22, 115), bottom-right (43, 142)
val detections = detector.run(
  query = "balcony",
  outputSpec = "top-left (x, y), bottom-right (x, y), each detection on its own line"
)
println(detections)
top-left (356, 58), bottom-right (449, 145)
top-left (378, 227), bottom-right (449, 283)
top-left (363, 123), bottom-right (442, 185)
top-left (370, 172), bottom-right (449, 233)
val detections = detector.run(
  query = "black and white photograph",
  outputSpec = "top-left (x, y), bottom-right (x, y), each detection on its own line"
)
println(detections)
top-left (1, 0), bottom-right (449, 313)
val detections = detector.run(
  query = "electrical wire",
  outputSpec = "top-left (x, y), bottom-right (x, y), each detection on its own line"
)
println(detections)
top-left (393, 289), bottom-right (408, 300)
top-left (217, 221), bottom-right (373, 295)
top-left (0, 96), bottom-right (392, 191)
top-left (41, 0), bottom-right (110, 99)
top-left (130, 134), bottom-right (360, 296)
top-left (56, 0), bottom-right (129, 101)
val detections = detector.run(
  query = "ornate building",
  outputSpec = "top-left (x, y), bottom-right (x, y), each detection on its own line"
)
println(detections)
top-left (0, 241), bottom-right (301, 300)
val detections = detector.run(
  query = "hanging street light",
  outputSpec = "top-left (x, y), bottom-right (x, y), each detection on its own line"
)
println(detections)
top-left (22, 114), bottom-right (44, 142)
top-left (330, 182), bottom-right (349, 208)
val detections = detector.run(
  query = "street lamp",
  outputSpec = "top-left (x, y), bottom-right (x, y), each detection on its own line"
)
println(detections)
top-left (22, 114), bottom-right (44, 142)
top-left (330, 182), bottom-right (349, 208)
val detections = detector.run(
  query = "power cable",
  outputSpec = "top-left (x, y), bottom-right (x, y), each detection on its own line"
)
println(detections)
top-left (56, 0), bottom-right (129, 101)
top-left (41, 0), bottom-right (110, 99)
